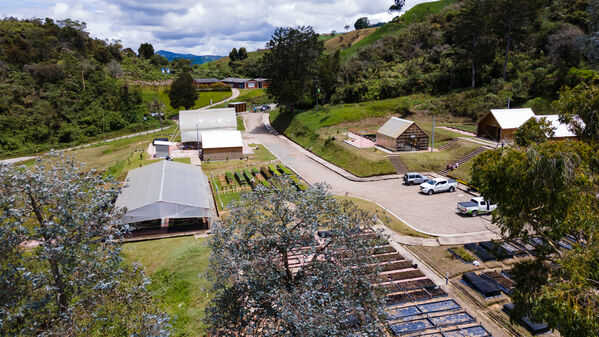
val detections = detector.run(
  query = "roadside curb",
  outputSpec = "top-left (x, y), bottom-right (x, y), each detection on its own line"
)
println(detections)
top-left (262, 114), bottom-right (401, 183)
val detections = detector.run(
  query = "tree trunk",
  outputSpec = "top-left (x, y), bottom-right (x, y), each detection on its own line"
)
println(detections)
top-left (471, 38), bottom-right (477, 88)
top-left (81, 68), bottom-right (86, 91)
top-left (50, 258), bottom-right (68, 314)
top-left (502, 22), bottom-right (512, 81)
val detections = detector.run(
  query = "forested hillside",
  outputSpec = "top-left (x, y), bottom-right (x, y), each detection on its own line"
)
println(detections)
top-left (334, 0), bottom-right (598, 118)
top-left (0, 18), bottom-right (166, 157)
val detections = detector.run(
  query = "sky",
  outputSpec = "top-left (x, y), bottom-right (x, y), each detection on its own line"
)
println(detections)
top-left (3, 0), bottom-right (437, 56)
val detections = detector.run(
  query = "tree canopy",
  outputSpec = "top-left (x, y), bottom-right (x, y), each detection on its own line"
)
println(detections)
top-left (471, 139), bottom-right (599, 336)
top-left (138, 42), bottom-right (155, 59)
top-left (205, 179), bottom-right (386, 336)
top-left (354, 17), bottom-right (370, 30)
top-left (514, 117), bottom-right (554, 147)
top-left (0, 154), bottom-right (170, 336)
top-left (389, 0), bottom-right (406, 13)
top-left (262, 26), bottom-right (324, 111)
top-left (168, 71), bottom-right (198, 109)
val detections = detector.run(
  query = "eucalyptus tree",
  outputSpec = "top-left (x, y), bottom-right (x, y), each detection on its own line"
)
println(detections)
top-left (0, 154), bottom-right (170, 336)
top-left (471, 141), bottom-right (599, 336)
top-left (261, 26), bottom-right (324, 113)
top-left (206, 179), bottom-right (387, 336)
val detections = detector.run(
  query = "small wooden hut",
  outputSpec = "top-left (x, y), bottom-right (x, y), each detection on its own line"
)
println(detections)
top-left (376, 117), bottom-right (429, 152)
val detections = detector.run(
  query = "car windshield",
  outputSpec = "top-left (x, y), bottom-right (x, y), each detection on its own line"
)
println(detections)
top-left (424, 179), bottom-right (434, 184)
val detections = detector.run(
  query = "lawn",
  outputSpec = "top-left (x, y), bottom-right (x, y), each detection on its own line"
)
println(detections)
top-left (211, 88), bottom-right (270, 109)
top-left (122, 236), bottom-right (212, 336)
top-left (270, 95), bottom-right (472, 177)
top-left (447, 159), bottom-right (475, 183)
top-left (398, 140), bottom-right (480, 174)
top-left (140, 86), bottom-right (231, 118)
top-left (335, 196), bottom-right (431, 238)
top-left (237, 115), bottom-right (246, 131)
top-left (66, 127), bottom-right (188, 180)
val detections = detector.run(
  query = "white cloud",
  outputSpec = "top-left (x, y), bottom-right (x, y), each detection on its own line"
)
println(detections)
top-left (5, 0), bottom-right (438, 55)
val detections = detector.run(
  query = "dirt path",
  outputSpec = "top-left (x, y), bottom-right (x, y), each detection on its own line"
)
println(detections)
top-left (202, 88), bottom-right (240, 109)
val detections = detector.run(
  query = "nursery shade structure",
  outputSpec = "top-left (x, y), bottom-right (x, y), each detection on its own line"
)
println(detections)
top-left (179, 107), bottom-right (237, 143)
top-left (115, 160), bottom-right (212, 224)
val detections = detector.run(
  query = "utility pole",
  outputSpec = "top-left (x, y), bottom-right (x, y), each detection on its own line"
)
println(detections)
top-left (315, 76), bottom-right (320, 112)
top-left (431, 114), bottom-right (436, 152)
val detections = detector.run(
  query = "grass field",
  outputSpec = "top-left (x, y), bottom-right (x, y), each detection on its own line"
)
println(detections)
top-left (398, 140), bottom-right (480, 174)
top-left (64, 127), bottom-right (192, 180)
top-left (340, 0), bottom-right (457, 59)
top-left (335, 196), bottom-right (431, 238)
top-left (140, 87), bottom-right (231, 118)
top-left (270, 95), bottom-right (472, 177)
top-left (211, 88), bottom-right (269, 109)
top-left (237, 115), bottom-right (246, 131)
top-left (122, 236), bottom-right (212, 336)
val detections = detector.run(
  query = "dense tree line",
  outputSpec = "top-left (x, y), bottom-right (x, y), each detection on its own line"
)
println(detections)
top-left (0, 18), bottom-right (163, 157)
top-left (334, 0), bottom-right (598, 119)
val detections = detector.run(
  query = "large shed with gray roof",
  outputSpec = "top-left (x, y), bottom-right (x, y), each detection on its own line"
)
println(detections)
top-left (376, 117), bottom-right (429, 152)
top-left (114, 160), bottom-right (212, 230)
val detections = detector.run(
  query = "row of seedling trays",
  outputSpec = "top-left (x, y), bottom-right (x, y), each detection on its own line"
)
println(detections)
top-left (220, 164), bottom-right (307, 191)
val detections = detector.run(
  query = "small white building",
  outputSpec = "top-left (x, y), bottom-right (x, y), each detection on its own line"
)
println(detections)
top-left (201, 130), bottom-right (244, 161)
top-left (476, 108), bottom-right (536, 140)
top-left (153, 140), bottom-right (173, 158)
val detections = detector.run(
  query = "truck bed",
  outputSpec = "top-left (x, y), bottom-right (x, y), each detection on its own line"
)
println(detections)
top-left (458, 201), bottom-right (477, 208)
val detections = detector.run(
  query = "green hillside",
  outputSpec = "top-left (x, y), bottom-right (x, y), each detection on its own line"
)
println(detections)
top-left (195, 50), bottom-right (267, 78)
top-left (340, 0), bottom-right (457, 59)
top-left (0, 18), bottom-right (170, 158)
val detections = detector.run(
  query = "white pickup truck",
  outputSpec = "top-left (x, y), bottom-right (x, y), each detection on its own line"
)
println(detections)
top-left (457, 197), bottom-right (497, 216)
top-left (419, 178), bottom-right (458, 195)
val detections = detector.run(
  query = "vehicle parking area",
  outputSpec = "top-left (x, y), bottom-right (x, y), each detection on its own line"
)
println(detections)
top-left (362, 176), bottom-right (497, 237)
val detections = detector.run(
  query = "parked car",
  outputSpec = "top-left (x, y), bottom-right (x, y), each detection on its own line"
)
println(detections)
top-left (403, 172), bottom-right (431, 185)
top-left (457, 197), bottom-right (497, 216)
top-left (419, 177), bottom-right (458, 195)
top-left (260, 105), bottom-right (271, 111)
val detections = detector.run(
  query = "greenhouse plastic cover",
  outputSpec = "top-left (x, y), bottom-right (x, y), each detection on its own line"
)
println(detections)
top-left (179, 108), bottom-right (237, 142)
top-left (115, 160), bottom-right (212, 224)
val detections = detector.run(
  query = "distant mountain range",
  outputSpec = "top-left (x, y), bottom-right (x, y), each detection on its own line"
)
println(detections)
top-left (156, 50), bottom-right (223, 65)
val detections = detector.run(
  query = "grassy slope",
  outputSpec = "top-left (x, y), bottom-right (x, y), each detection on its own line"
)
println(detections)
top-left (323, 28), bottom-right (377, 55)
top-left (122, 237), bottom-right (212, 336)
top-left (270, 95), bottom-right (470, 177)
top-left (197, 50), bottom-right (266, 75)
top-left (398, 140), bottom-right (480, 173)
top-left (140, 87), bottom-right (231, 117)
top-left (340, 0), bottom-right (457, 59)
top-left (211, 88), bottom-right (269, 109)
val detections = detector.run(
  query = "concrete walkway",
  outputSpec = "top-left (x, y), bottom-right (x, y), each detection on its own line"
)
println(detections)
top-left (242, 112), bottom-right (500, 243)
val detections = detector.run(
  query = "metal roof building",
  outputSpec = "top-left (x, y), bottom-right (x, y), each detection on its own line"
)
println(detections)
top-left (115, 160), bottom-right (212, 225)
top-left (534, 115), bottom-right (581, 139)
top-left (201, 130), bottom-right (244, 160)
top-left (376, 117), bottom-right (429, 152)
top-left (477, 108), bottom-right (536, 140)
top-left (179, 108), bottom-right (237, 143)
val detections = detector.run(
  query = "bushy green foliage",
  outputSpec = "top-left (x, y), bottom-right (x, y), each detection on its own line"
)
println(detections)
top-left (0, 18), bottom-right (165, 157)
top-left (206, 180), bottom-right (386, 335)
top-left (471, 141), bottom-right (599, 336)
top-left (168, 71), bottom-right (198, 109)
top-left (514, 117), bottom-right (554, 147)
top-left (0, 154), bottom-right (170, 336)
top-left (337, 0), bottom-right (597, 111)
